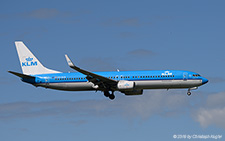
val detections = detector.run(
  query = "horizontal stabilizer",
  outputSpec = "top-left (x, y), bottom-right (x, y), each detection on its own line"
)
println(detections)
top-left (8, 71), bottom-right (35, 79)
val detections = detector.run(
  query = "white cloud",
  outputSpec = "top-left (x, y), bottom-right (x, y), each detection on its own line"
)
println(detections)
top-left (194, 107), bottom-right (225, 128)
top-left (192, 91), bottom-right (225, 128)
top-left (3, 90), bottom-right (225, 129)
top-left (0, 90), bottom-right (189, 120)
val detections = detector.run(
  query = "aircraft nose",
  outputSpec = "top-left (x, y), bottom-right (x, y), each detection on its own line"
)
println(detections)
top-left (202, 77), bottom-right (208, 84)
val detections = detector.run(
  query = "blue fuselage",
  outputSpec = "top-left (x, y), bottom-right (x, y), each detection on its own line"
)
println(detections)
top-left (22, 70), bottom-right (208, 92)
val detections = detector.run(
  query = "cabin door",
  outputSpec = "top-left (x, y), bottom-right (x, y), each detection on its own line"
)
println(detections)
top-left (45, 78), bottom-right (49, 88)
top-left (183, 72), bottom-right (188, 81)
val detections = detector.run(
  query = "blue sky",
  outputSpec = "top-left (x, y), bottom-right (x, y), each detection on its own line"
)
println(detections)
top-left (1, 0), bottom-right (225, 140)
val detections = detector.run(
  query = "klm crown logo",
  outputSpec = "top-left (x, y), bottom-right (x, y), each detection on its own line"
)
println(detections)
top-left (162, 71), bottom-right (172, 75)
top-left (26, 57), bottom-right (33, 61)
top-left (124, 83), bottom-right (130, 87)
top-left (22, 57), bottom-right (37, 67)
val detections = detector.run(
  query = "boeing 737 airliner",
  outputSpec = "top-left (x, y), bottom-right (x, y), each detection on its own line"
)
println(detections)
top-left (9, 42), bottom-right (208, 100)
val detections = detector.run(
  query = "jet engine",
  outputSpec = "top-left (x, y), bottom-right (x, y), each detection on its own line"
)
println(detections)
top-left (117, 80), bottom-right (134, 90)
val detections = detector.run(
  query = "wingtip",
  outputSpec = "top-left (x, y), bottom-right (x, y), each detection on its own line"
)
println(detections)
top-left (65, 54), bottom-right (70, 61)
top-left (15, 41), bottom-right (24, 44)
top-left (64, 54), bottom-right (74, 67)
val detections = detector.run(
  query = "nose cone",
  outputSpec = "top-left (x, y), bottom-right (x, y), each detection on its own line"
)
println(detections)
top-left (202, 77), bottom-right (208, 84)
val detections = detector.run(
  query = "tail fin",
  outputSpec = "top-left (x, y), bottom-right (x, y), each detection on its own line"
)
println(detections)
top-left (15, 41), bottom-right (61, 75)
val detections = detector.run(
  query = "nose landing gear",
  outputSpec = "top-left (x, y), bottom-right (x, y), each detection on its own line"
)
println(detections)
top-left (187, 91), bottom-right (191, 96)
top-left (187, 87), bottom-right (198, 96)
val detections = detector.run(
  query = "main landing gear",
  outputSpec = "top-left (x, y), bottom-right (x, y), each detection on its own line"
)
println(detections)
top-left (104, 91), bottom-right (115, 100)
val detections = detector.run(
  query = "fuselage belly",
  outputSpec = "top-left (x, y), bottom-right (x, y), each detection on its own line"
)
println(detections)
top-left (35, 78), bottom-right (203, 91)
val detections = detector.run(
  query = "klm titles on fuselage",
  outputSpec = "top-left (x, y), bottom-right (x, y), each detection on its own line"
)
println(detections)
top-left (22, 57), bottom-right (37, 67)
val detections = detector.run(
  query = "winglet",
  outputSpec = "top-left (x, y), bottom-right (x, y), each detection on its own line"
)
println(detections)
top-left (65, 54), bottom-right (75, 67)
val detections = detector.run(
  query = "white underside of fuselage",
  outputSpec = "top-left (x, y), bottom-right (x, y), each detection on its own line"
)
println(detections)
top-left (35, 79), bottom-right (203, 91)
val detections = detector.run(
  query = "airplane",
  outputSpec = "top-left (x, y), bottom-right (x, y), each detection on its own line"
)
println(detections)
top-left (8, 41), bottom-right (208, 100)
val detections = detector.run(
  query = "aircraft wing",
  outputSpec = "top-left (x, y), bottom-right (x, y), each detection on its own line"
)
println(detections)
top-left (65, 55), bottom-right (117, 90)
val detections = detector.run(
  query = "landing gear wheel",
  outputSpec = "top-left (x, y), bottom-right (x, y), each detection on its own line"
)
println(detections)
top-left (104, 91), bottom-right (110, 97)
top-left (109, 94), bottom-right (115, 100)
top-left (187, 92), bottom-right (191, 96)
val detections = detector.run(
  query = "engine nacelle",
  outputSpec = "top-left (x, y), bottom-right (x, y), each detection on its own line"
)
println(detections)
top-left (117, 80), bottom-right (134, 90)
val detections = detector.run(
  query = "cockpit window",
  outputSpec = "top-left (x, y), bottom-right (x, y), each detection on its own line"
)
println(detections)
top-left (193, 74), bottom-right (201, 77)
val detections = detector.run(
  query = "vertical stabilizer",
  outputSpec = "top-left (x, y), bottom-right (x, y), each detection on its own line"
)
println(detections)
top-left (15, 41), bottom-right (61, 75)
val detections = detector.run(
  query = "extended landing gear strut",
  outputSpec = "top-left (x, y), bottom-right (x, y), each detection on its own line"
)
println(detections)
top-left (104, 91), bottom-right (115, 100)
top-left (187, 87), bottom-right (198, 96)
